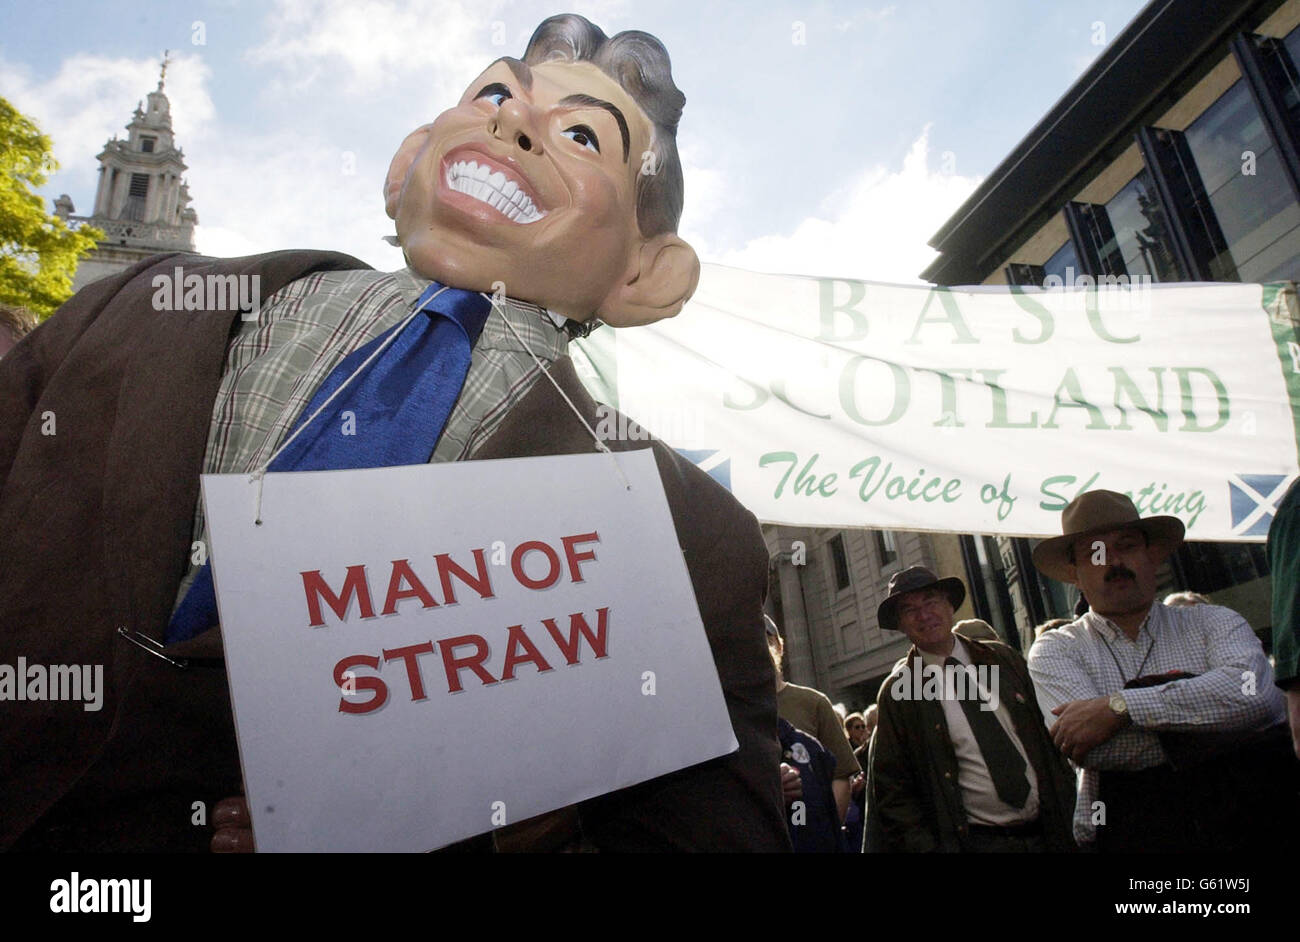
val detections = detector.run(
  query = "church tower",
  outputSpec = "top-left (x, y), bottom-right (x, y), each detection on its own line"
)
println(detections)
top-left (55, 53), bottom-right (199, 290)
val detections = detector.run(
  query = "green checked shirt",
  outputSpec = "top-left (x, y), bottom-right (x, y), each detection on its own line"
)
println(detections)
top-left (173, 266), bottom-right (570, 614)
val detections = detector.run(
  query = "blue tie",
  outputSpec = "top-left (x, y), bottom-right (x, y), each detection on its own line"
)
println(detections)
top-left (166, 282), bottom-right (492, 643)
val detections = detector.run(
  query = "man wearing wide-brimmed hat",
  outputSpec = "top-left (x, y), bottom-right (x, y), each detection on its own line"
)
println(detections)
top-left (1028, 489), bottom-right (1294, 853)
top-left (866, 566), bottom-right (1076, 853)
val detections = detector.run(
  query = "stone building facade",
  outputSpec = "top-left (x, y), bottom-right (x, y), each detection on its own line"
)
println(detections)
top-left (55, 59), bottom-right (197, 291)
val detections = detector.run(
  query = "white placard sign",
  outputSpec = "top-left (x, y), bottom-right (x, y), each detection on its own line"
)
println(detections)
top-left (201, 449), bottom-right (737, 852)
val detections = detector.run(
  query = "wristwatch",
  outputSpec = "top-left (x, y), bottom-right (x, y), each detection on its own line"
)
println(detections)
top-left (1108, 692), bottom-right (1129, 717)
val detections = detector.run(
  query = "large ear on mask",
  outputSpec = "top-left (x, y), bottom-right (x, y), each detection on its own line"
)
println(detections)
top-left (384, 124), bottom-right (434, 220)
top-left (597, 233), bottom-right (701, 327)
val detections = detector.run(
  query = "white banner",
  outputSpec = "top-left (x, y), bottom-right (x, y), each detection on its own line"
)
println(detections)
top-left (202, 451), bottom-right (736, 852)
top-left (574, 268), bottom-right (1300, 542)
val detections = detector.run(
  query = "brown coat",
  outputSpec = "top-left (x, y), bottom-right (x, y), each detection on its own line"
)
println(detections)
top-left (0, 251), bottom-right (790, 852)
top-left (866, 638), bottom-right (1077, 853)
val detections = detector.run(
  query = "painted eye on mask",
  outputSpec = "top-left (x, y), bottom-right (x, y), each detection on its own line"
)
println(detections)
top-left (561, 125), bottom-right (600, 154)
top-left (474, 83), bottom-right (513, 107)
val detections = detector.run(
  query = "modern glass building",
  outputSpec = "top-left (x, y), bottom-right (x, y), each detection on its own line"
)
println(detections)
top-left (923, 0), bottom-right (1300, 650)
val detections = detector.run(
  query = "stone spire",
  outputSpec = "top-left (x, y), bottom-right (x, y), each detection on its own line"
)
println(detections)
top-left (65, 55), bottom-right (199, 289)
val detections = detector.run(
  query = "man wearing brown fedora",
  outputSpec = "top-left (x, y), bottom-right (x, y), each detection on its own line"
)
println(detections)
top-left (1028, 489), bottom-right (1295, 853)
top-left (865, 566), bottom-right (1076, 852)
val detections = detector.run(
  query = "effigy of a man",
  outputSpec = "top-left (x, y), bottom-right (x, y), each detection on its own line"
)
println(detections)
top-left (0, 14), bottom-right (788, 853)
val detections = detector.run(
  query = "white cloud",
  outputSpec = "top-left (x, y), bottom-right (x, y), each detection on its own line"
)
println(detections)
top-left (0, 45), bottom-right (400, 270)
top-left (2, 2), bottom-right (664, 280)
top-left (713, 126), bottom-right (981, 284)
top-left (22, 2), bottom-right (950, 281)
top-left (193, 224), bottom-right (271, 260)
top-left (243, 0), bottom-right (643, 111)
top-left (0, 52), bottom-right (215, 206)
top-left (188, 127), bottom-right (402, 269)
top-left (676, 141), bottom-right (726, 258)
top-left (244, 0), bottom-right (498, 102)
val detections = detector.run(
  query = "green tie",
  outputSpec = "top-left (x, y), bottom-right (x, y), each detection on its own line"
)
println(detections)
top-left (945, 656), bottom-right (1030, 809)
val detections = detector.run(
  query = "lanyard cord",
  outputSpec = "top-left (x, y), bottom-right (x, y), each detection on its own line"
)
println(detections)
top-left (1100, 610), bottom-right (1156, 685)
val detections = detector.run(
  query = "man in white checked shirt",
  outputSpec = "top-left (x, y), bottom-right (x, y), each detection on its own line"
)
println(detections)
top-left (1028, 490), bottom-right (1298, 852)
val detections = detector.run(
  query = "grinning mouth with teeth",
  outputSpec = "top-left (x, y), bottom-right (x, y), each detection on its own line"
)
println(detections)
top-left (445, 159), bottom-right (545, 224)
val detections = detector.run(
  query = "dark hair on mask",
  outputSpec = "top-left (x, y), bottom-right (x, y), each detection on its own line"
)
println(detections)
top-left (523, 13), bottom-right (686, 237)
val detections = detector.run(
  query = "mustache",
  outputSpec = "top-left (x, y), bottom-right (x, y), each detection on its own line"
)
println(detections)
top-left (1104, 565), bottom-right (1137, 583)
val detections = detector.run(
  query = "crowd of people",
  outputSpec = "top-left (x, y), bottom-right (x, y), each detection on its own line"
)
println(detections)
top-left (769, 488), bottom-right (1300, 853)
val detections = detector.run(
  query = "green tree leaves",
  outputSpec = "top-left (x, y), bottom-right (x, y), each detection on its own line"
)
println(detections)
top-left (0, 96), bottom-right (102, 319)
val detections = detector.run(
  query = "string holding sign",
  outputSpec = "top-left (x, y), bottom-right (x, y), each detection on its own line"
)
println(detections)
top-left (243, 286), bottom-right (635, 527)
top-left (482, 291), bottom-right (631, 492)
top-left (246, 287), bottom-right (453, 525)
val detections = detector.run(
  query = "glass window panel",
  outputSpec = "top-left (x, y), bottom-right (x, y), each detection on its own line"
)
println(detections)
top-left (1183, 81), bottom-right (1300, 282)
top-left (1203, 157), bottom-right (1300, 282)
top-left (828, 534), bottom-right (850, 591)
top-left (1088, 212), bottom-right (1125, 277)
top-left (1027, 537), bottom-right (1078, 618)
top-left (977, 536), bottom-right (1013, 639)
top-left (875, 530), bottom-right (898, 566)
top-left (1042, 239), bottom-right (1079, 282)
top-left (1104, 170), bottom-right (1183, 281)
top-left (1281, 27), bottom-right (1300, 121)
top-left (1181, 541), bottom-right (1269, 593)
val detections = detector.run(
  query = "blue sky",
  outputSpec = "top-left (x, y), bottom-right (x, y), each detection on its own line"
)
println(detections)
top-left (1, 0), bottom-right (1149, 282)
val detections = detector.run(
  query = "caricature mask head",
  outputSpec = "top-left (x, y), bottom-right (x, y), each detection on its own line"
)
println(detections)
top-left (385, 14), bottom-right (700, 326)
